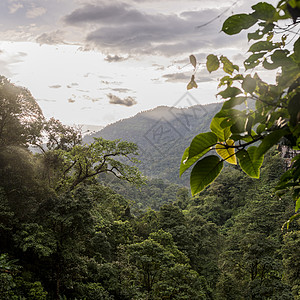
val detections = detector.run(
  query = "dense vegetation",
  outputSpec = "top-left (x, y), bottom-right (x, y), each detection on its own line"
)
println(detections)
top-left (1, 0), bottom-right (300, 299)
top-left (1, 75), bottom-right (300, 299)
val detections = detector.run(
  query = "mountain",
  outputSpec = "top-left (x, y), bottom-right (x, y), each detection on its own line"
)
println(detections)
top-left (84, 101), bottom-right (222, 185)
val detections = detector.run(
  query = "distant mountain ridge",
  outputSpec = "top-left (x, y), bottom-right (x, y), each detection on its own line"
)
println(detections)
top-left (84, 101), bottom-right (222, 185)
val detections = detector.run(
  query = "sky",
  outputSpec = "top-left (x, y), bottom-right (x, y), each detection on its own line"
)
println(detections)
top-left (0, 0), bottom-right (279, 127)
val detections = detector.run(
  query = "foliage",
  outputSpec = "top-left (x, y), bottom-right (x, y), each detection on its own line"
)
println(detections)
top-left (183, 0), bottom-right (300, 223)
top-left (0, 76), bottom-right (44, 148)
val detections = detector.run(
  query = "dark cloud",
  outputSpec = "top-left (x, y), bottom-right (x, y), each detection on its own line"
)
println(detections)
top-left (107, 93), bottom-right (137, 106)
top-left (49, 84), bottom-right (62, 89)
top-left (162, 72), bottom-right (190, 83)
top-left (64, 3), bottom-right (240, 56)
top-left (64, 3), bottom-right (145, 25)
top-left (104, 54), bottom-right (129, 63)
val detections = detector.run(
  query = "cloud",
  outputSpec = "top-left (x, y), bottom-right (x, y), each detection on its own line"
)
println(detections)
top-left (101, 80), bottom-right (122, 85)
top-left (9, 3), bottom-right (24, 14)
top-left (104, 54), bottom-right (129, 63)
top-left (162, 72), bottom-right (190, 83)
top-left (49, 84), bottom-right (62, 89)
top-left (111, 88), bottom-right (132, 93)
top-left (63, 2), bottom-right (242, 56)
top-left (36, 30), bottom-right (66, 45)
top-left (26, 6), bottom-right (46, 19)
top-left (107, 93), bottom-right (137, 106)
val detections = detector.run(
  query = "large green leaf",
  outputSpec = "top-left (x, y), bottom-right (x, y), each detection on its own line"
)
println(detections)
top-left (210, 117), bottom-right (231, 141)
top-left (189, 132), bottom-right (218, 158)
top-left (252, 2), bottom-right (276, 21)
top-left (222, 96), bottom-right (247, 109)
top-left (218, 87), bottom-right (242, 99)
top-left (222, 14), bottom-right (258, 35)
top-left (236, 146), bottom-right (263, 178)
top-left (190, 155), bottom-right (223, 195)
top-left (180, 147), bottom-right (204, 177)
top-left (249, 41), bottom-right (277, 53)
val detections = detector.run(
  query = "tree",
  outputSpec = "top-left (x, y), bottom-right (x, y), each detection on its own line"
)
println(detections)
top-left (36, 136), bottom-right (144, 192)
top-left (181, 0), bottom-right (300, 223)
top-left (0, 76), bottom-right (44, 147)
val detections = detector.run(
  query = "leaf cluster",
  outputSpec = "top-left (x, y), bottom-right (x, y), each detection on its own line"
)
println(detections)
top-left (183, 0), bottom-right (300, 225)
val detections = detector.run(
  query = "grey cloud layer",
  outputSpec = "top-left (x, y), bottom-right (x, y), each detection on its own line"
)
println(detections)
top-left (64, 2), bottom-right (238, 56)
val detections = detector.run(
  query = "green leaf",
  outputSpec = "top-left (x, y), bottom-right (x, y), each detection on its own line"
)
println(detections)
top-left (187, 75), bottom-right (198, 90)
top-left (256, 129), bottom-right (289, 159)
top-left (190, 155), bottom-right (223, 195)
top-left (180, 147), bottom-right (201, 177)
top-left (189, 54), bottom-right (197, 68)
top-left (210, 117), bottom-right (232, 141)
top-left (256, 123), bottom-right (266, 135)
top-left (249, 41), bottom-right (278, 53)
top-left (252, 2), bottom-right (276, 21)
top-left (222, 97), bottom-right (247, 110)
top-left (292, 37), bottom-right (300, 62)
top-left (216, 139), bottom-right (237, 165)
top-left (236, 147), bottom-right (263, 178)
top-left (222, 14), bottom-right (258, 35)
top-left (248, 29), bottom-right (263, 41)
top-left (244, 52), bottom-right (267, 70)
top-left (189, 132), bottom-right (218, 159)
top-left (206, 54), bottom-right (219, 73)
top-left (218, 87), bottom-right (242, 99)
top-left (295, 198), bottom-right (300, 213)
top-left (220, 56), bottom-right (235, 75)
top-left (242, 75), bottom-right (257, 94)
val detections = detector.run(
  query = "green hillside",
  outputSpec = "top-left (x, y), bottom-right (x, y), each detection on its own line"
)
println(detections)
top-left (84, 102), bottom-right (222, 185)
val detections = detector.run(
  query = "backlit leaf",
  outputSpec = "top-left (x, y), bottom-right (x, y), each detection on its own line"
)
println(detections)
top-left (206, 54), bottom-right (220, 73)
top-left (216, 139), bottom-right (237, 165)
top-left (187, 75), bottom-right (198, 90)
top-left (218, 87), bottom-right (242, 99)
top-left (210, 117), bottom-right (232, 141)
top-left (236, 146), bottom-right (263, 178)
top-left (189, 54), bottom-right (197, 68)
top-left (190, 155), bottom-right (223, 195)
top-left (189, 132), bottom-right (218, 159)
top-left (220, 56), bottom-right (235, 75)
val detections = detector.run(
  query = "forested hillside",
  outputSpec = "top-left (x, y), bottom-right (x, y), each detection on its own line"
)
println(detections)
top-left (1, 75), bottom-right (300, 299)
top-left (84, 102), bottom-right (222, 185)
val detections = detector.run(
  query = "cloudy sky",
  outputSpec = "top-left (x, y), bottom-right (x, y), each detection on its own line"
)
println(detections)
top-left (0, 0), bottom-right (278, 127)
